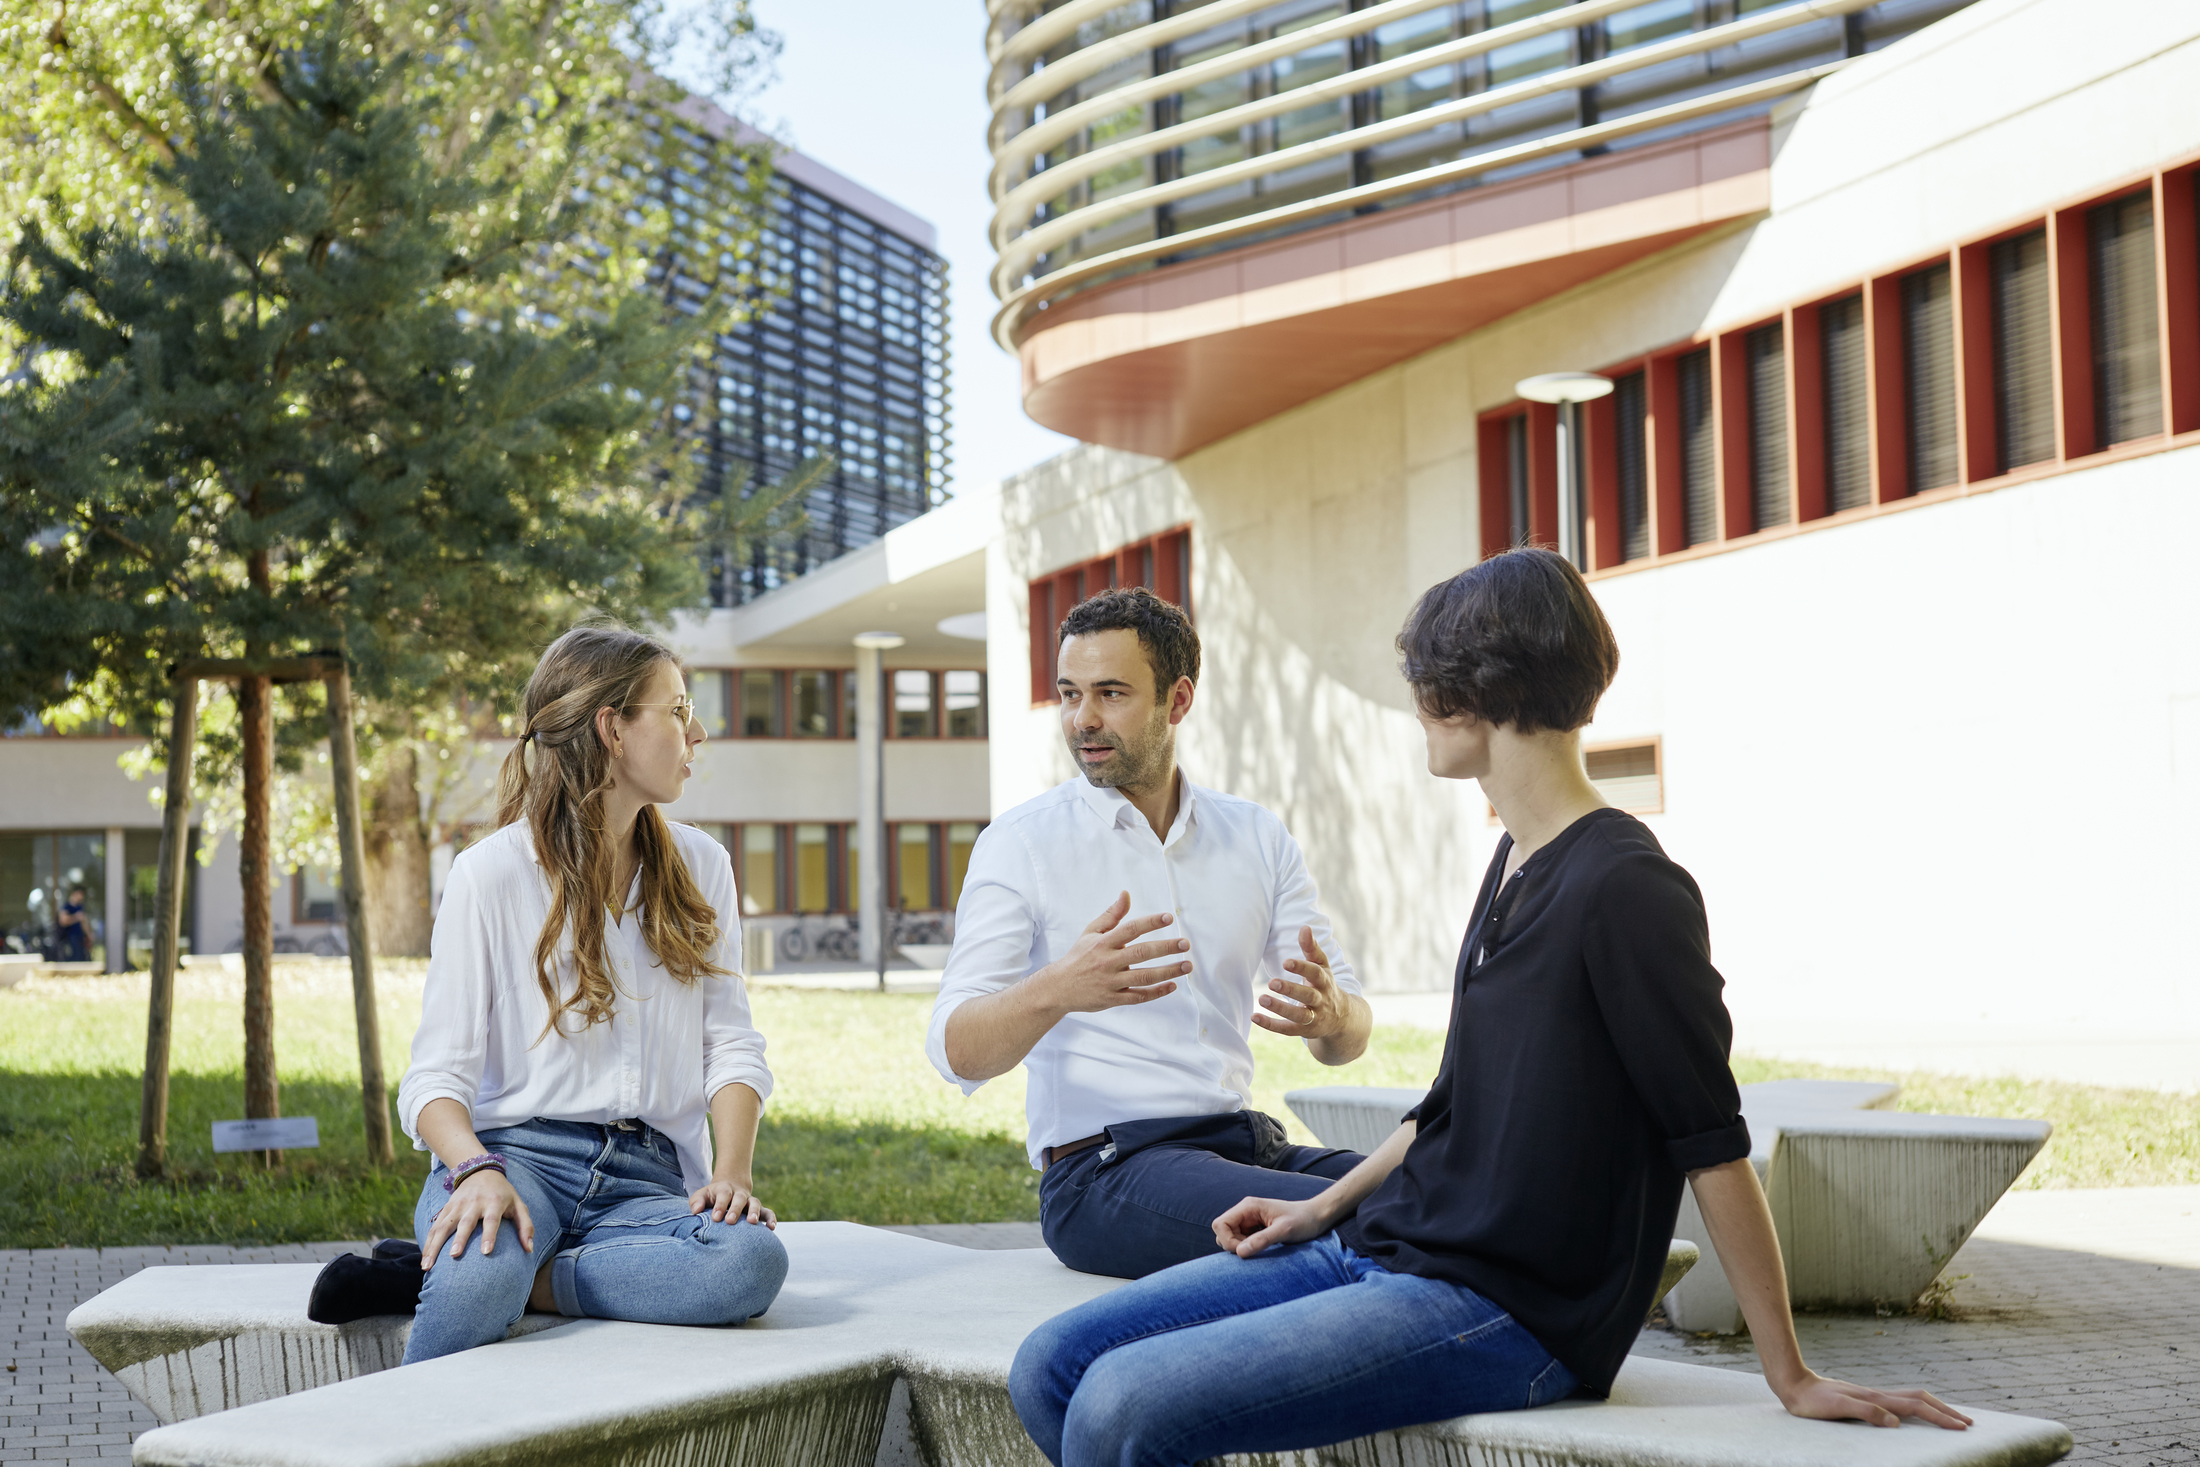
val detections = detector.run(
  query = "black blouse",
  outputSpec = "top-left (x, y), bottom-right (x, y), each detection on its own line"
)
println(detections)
top-left (1336, 807), bottom-right (1749, 1397)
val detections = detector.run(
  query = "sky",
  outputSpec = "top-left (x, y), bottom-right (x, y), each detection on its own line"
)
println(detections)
top-left (666, 0), bottom-right (1075, 500)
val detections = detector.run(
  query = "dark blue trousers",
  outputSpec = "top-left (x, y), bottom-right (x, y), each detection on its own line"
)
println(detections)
top-left (1038, 1111), bottom-right (1362, 1279)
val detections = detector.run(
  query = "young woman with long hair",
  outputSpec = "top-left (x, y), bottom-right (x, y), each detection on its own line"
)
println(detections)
top-left (391, 624), bottom-right (786, 1364)
top-left (1007, 549), bottom-right (1971, 1465)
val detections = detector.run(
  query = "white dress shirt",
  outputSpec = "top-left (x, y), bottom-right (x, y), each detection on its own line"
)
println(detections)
top-left (398, 820), bottom-right (773, 1192)
top-left (927, 774), bottom-right (1359, 1168)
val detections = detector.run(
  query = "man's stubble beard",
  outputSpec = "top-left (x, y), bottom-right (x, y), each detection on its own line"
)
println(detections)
top-left (1074, 704), bottom-right (1173, 793)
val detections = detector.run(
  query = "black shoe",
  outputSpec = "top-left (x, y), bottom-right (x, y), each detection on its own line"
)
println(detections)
top-left (371, 1237), bottom-right (421, 1263)
top-left (307, 1251), bottom-right (425, 1324)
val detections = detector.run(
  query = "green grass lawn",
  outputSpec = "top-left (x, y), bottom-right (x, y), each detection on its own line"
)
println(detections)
top-left (0, 962), bottom-right (2191, 1248)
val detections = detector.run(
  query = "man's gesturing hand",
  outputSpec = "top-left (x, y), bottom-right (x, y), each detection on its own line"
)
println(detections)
top-left (1252, 926), bottom-right (1347, 1040)
top-left (1037, 891), bottom-right (1190, 1015)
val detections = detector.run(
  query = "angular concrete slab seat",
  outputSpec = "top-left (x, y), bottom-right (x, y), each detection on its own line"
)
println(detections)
top-left (64, 1261), bottom-right (572, 1424)
top-left (72, 1223), bottom-right (2067, 1467)
top-left (1282, 1080), bottom-right (1901, 1155)
top-left (1285, 1084), bottom-right (1427, 1155)
top-left (1736, 1078), bottom-right (1901, 1112)
top-left (1284, 1080), bottom-right (2050, 1333)
top-left (1667, 1103), bottom-right (2051, 1333)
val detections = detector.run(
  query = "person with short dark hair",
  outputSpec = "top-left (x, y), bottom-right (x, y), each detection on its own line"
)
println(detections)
top-left (928, 584), bottom-right (1376, 1280)
top-left (1008, 550), bottom-right (1972, 1466)
top-left (56, 886), bottom-right (91, 962)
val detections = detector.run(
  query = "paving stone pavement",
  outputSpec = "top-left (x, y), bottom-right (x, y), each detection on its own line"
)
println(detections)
top-left (1631, 1187), bottom-right (2200, 1466)
top-left (2, 1240), bottom-right (363, 1463)
top-left (8, 1195), bottom-right (2194, 1463)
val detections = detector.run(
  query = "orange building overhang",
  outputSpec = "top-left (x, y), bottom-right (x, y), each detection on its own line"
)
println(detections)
top-left (1015, 119), bottom-right (1771, 461)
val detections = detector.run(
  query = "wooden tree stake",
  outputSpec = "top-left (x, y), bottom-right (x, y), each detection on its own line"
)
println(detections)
top-left (324, 663), bottom-right (394, 1165)
top-left (238, 672), bottom-right (279, 1164)
top-left (137, 677), bottom-right (200, 1179)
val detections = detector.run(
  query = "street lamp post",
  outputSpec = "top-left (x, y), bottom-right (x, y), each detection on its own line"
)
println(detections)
top-left (1515, 371), bottom-right (1614, 570)
top-left (851, 631), bottom-right (905, 992)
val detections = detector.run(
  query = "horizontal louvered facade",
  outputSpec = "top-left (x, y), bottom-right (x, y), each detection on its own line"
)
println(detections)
top-left (648, 105), bottom-right (953, 606)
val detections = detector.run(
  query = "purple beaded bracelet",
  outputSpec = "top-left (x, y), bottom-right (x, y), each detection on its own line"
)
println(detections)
top-left (443, 1152), bottom-right (508, 1192)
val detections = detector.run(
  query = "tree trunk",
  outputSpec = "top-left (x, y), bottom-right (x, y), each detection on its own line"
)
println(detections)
top-left (237, 672), bottom-right (279, 1164)
top-left (363, 742), bottom-right (434, 957)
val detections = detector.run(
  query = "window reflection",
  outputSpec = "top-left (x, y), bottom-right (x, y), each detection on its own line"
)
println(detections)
top-left (293, 865), bottom-right (342, 924)
top-left (943, 671), bottom-right (986, 738)
top-left (893, 670), bottom-right (936, 739)
top-left (945, 823), bottom-right (981, 908)
top-left (740, 670), bottom-right (780, 737)
top-left (690, 670), bottom-right (731, 739)
top-left (790, 670), bottom-right (834, 737)
top-left (123, 828), bottom-right (197, 967)
top-left (895, 823), bottom-right (934, 909)
top-left (0, 830), bottom-right (106, 964)
top-left (793, 824), bottom-right (832, 912)
top-left (740, 825), bottom-right (779, 914)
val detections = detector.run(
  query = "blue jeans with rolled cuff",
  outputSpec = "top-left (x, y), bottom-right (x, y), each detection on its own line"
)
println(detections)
top-left (403, 1117), bottom-right (787, 1365)
top-left (1009, 1230), bottom-right (1576, 1467)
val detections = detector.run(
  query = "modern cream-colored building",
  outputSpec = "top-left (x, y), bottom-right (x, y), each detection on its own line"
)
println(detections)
top-left (977, 0), bottom-right (2200, 1085)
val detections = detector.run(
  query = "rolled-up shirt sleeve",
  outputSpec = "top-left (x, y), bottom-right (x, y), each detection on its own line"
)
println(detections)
top-left (926, 821), bottom-right (1043, 1093)
top-left (1582, 852), bottom-right (1750, 1173)
top-left (1264, 821), bottom-right (1361, 997)
top-left (398, 855), bottom-right (493, 1150)
top-left (697, 838), bottom-right (773, 1107)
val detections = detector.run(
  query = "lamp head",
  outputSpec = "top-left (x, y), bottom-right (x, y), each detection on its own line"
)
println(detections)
top-left (852, 632), bottom-right (907, 651)
top-left (1515, 371), bottom-right (1615, 405)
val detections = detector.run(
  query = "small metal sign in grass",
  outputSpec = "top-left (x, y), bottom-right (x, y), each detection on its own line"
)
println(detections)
top-left (212, 1118), bottom-right (321, 1154)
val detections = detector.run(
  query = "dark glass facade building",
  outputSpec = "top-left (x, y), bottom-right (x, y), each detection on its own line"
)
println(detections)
top-left (653, 103), bottom-right (953, 606)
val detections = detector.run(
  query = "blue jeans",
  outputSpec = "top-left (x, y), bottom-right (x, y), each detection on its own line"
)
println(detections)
top-left (403, 1118), bottom-right (787, 1365)
top-left (1039, 1110), bottom-right (1361, 1279)
top-left (1009, 1232), bottom-right (1576, 1467)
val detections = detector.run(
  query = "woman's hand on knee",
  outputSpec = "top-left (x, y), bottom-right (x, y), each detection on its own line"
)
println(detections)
top-left (689, 1178), bottom-right (776, 1229)
top-left (1213, 1195), bottom-right (1328, 1258)
top-left (423, 1172), bottom-right (534, 1269)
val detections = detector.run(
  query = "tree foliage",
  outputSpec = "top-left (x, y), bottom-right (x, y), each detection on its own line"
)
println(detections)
top-left (0, 0), bottom-right (813, 750)
top-left (1, 0), bottom-right (776, 310)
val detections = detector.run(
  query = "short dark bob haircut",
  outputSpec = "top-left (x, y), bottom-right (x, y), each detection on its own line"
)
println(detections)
top-left (1396, 548), bottom-right (1619, 733)
top-left (1058, 586), bottom-right (1200, 695)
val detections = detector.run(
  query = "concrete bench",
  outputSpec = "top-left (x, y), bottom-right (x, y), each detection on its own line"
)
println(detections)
top-left (1666, 1103), bottom-right (2051, 1333)
top-left (73, 1224), bottom-right (2067, 1467)
top-left (1284, 1081), bottom-right (2050, 1334)
top-left (1283, 1080), bottom-right (1900, 1155)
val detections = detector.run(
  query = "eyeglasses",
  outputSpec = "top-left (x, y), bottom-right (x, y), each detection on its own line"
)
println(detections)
top-left (626, 698), bottom-right (697, 728)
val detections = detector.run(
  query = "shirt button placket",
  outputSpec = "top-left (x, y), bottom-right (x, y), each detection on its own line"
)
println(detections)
top-left (619, 939), bottom-right (641, 1119)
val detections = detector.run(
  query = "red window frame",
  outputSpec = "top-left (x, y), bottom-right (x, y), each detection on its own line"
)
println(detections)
top-left (1026, 526), bottom-right (1192, 706)
top-left (1472, 152), bottom-right (2200, 576)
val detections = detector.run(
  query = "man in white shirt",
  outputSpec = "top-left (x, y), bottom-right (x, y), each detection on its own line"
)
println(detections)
top-left (927, 587), bottom-right (1375, 1278)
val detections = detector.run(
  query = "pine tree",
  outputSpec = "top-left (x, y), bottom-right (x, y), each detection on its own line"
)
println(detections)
top-left (3, 0), bottom-right (809, 958)
top-left (0, 3), bottom-right (807, 1140)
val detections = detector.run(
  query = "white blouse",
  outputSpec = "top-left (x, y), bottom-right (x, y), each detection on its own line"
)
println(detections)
top-left (398, 820), bottom-right (773, 1192)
